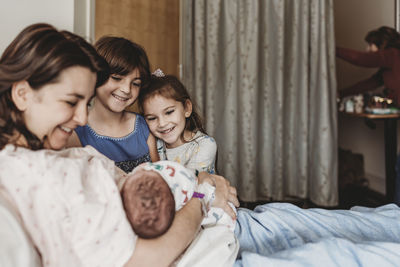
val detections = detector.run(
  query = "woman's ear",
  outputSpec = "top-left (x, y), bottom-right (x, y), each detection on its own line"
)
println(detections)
top-left (184, 99), bottom-right (193, 118)
top-left (11, 81), bottom-right (31, 111)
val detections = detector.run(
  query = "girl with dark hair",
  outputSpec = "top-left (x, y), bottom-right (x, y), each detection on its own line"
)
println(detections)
top-left (67, 36), bottom-right (159, 173)
top-left (337, 26), bottom-right (400, 105)
top-left (138, 70), bottom-right (217, 174)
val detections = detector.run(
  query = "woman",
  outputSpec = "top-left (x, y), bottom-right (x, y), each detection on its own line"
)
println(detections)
top-left (337, 26), bottom-right (400, 106)
top-left (0, 23), bottom-right (238, 267)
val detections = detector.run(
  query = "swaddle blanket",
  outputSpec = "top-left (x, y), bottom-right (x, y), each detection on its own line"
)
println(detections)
top-left (133, 161), bottom-right (239, 267)
top-left (0, 145), bottom-right (136, 267)
top-left (134, 161), bottom-right (236, 230)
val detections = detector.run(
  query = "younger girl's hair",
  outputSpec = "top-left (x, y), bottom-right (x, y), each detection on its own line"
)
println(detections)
top-left (138, 74), bottom-right (206, 142)
top-left (94, 36), bottom-right (151, 87)
top-left (365, 26), bottom-right (400, 50)
top-left (0, 23), bottom-right (109, 150)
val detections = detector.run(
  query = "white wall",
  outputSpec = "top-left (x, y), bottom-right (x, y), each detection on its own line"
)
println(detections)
top-left (0, 0), bottom-right (94, 54)
top-left (334, 0), bottom-right (398, 194)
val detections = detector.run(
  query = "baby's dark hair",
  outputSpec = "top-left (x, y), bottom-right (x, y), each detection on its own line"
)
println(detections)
top-left (94, 36), bottom-right (151, 88)
top-left (122, 173), bottom-right (175, 239)
top-left (365, 26), bottom-right (400, 50)
top-left (138, 74), bottom-right (207, 142)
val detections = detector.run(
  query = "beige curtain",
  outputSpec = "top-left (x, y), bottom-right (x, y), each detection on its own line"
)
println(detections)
top-left (182, 0), bottom-right (338, 206)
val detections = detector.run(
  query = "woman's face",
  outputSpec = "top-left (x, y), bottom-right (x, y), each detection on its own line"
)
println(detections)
top-left (95, 68), bottom-right (141, 113)
top-left (367, 43), bottom-right (379, 52)
top-left (21, 66), bottom-right (96, 150)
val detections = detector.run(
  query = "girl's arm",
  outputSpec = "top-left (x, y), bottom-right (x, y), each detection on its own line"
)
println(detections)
top-left (336, 46), bottom-right (397, 68)
top-left (147, 133), bottom-right (159, 162)
top-left (65, 131), bottom-right (82, 148)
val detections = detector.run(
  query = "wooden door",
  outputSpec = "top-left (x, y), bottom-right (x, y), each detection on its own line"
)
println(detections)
top-left (95, 0), bottom-right (180, 76)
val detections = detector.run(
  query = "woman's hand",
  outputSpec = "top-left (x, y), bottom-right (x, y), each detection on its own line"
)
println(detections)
top-left (198, 172), bottom-right (239, 220)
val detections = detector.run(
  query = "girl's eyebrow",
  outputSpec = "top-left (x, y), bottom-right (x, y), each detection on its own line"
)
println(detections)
top-left (163, 105), bottom-right (175, 111)
top-left (144, 105), bottom-right (175, 116)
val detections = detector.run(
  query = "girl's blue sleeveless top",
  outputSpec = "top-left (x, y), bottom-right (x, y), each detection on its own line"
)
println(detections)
top-left (75, 114), bottom-right (151, 173)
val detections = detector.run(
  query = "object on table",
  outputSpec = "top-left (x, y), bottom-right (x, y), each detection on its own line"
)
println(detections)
top-left (345, 98), bottom-right (355, 113)
top-left (354, 94), bottom-right (364, 114)
top-left (365, 95), bottom-right (399, 114)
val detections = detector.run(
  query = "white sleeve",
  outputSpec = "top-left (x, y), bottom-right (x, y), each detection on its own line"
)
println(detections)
top-left (0, 194), bottom-right (41, 267)
top-left (186, 136), bottom-right (217, 174)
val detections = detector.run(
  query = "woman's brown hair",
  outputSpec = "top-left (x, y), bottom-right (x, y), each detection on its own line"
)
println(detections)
top-left (0, 23), bottom-right (109, 150)
top-left (365, 26), bottom-right (400, 50)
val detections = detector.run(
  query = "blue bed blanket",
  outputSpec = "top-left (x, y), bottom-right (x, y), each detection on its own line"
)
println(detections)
top-left (234, 203), bottom-right (400, 267)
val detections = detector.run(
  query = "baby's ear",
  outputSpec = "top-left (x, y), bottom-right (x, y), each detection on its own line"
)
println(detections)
top-left (184, 99), bottom-right (193, 118)
top-left (11, 81), bottom-right (32, 111)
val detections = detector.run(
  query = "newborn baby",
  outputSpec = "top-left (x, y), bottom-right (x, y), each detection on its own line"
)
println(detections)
top-left (122, 166), bottom-right (176, 239)
top-left (121, 161), bottom-right (236, 239)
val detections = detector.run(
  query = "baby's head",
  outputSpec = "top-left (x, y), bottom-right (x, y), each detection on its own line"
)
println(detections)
top-left (122, 168), bottom-right (175, 239)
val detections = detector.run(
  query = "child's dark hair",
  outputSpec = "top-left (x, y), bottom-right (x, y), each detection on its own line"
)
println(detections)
top-left (138, 74), bottom-right (206, 142)
top-left (94, 36), bottom-right (151, 88)
top-left (365, 26), bottom-right (400, 50)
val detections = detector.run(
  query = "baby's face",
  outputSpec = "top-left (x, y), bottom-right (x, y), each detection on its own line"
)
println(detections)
top-left (122, 169), bottom-right (175, 238)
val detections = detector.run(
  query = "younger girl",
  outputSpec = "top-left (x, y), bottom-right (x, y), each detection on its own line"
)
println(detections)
top-left (68, 37), bottom-right (158, 173)
top-left (138, 70), bottom-right (216, 174)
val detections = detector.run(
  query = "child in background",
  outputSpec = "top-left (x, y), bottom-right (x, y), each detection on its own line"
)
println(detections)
top-left (138, 69), bottom-right (216, 174)
top-left (121, 161), bottom-right (236, 239)
top-left (67, 37), bottom-right (159, 173)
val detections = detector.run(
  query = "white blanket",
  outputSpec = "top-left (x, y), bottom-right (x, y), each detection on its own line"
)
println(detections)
top-left (176, 226), bottom-right (239, 267)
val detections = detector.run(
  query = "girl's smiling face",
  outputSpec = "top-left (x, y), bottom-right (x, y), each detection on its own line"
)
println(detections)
top-left (95, 68), bottom-right (141, 113)
top-left (143, 94), bottom-right (192, 148)
top-left (14, 66), bottom-right (96, 150)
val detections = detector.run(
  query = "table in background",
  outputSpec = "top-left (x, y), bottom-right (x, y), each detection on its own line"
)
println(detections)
top-left (339, 112), bottom-right (400, 203)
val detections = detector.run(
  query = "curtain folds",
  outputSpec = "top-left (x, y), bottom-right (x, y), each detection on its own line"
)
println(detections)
top-left (182, 0), bottom-right (338, 206)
